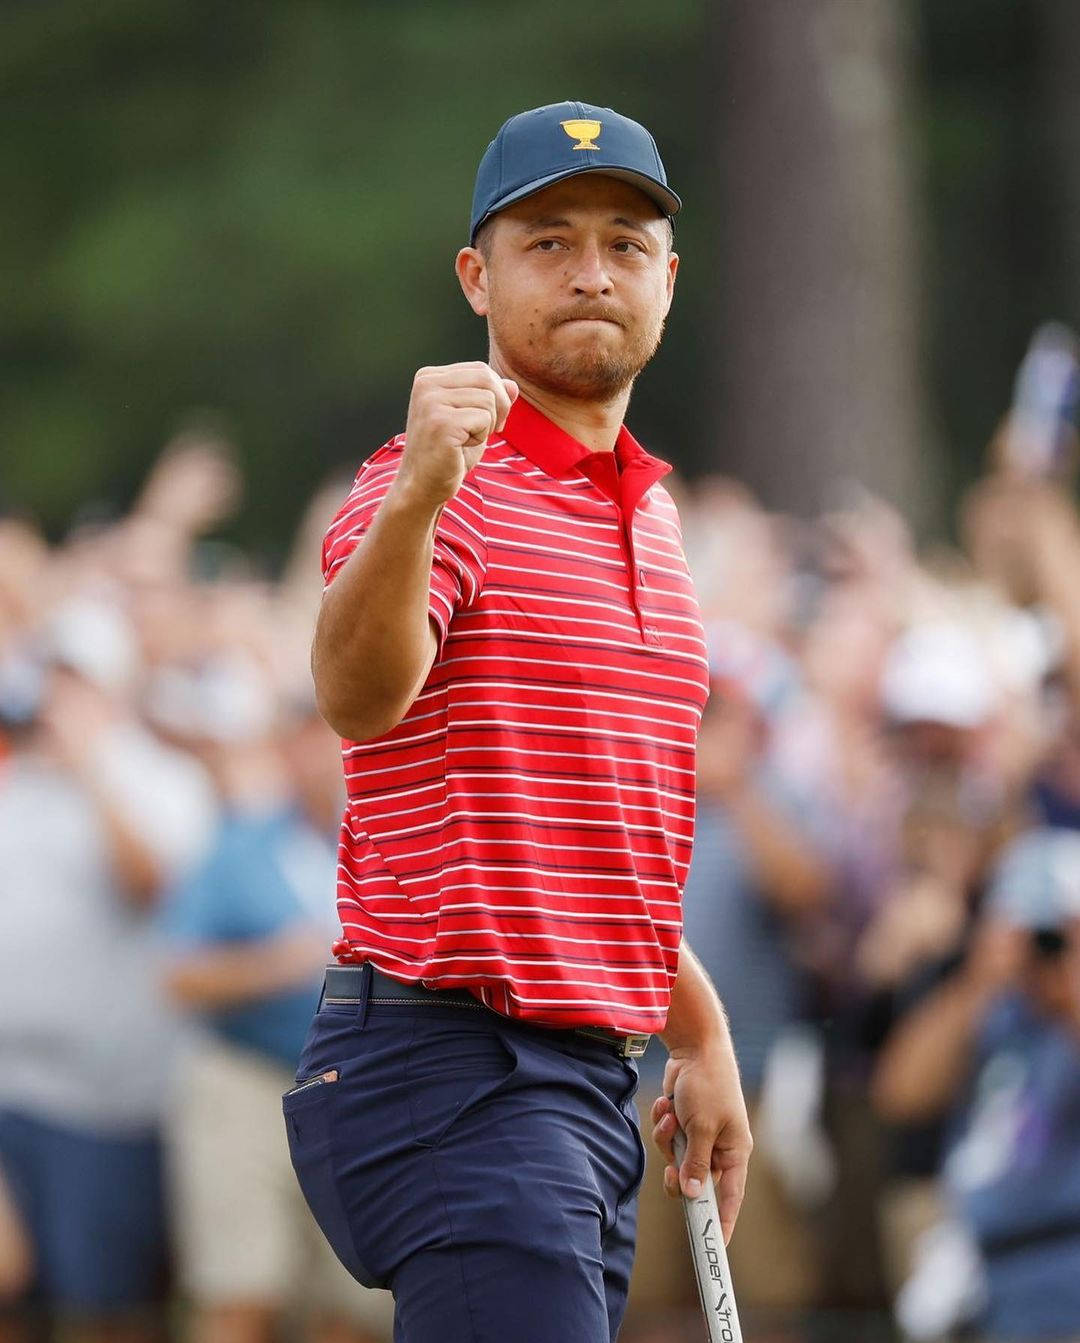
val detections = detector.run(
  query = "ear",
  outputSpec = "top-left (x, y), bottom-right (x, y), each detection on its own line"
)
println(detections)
top-left (663, 250), bottom-right (679, 316)
top-left (456, 247), bottom-right (489, 317)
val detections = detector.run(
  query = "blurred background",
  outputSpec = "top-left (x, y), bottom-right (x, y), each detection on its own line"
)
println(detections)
top-left (5, 2), bottom-right (1080, 1341)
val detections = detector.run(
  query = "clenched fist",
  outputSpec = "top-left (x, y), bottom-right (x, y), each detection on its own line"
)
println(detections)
top-left (397, 362), bottom-right (518, 510)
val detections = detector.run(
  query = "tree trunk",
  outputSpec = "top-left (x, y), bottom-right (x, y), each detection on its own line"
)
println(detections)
top-left (1041, 0), bottom-right (1080, 326)
top-left (712, 0), bottom-right (932, 525)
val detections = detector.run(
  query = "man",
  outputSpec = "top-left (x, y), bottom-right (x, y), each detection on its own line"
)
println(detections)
top-left (159, 680), bottom-right (393, 1343)
top-left (875, 827), bottom-right (1080, 1341)
top-left (0, 598), bottom-right (217, 1343)
top-left (288, 101), bottom-right (751, 1343)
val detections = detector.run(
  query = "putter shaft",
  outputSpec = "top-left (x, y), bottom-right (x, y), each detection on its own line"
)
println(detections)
top-left (672, 1128), bottom-right (744, 1343)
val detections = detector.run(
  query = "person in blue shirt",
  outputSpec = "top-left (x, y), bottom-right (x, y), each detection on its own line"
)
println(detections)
top-left (875, 827), bottom-right (1080, 1342)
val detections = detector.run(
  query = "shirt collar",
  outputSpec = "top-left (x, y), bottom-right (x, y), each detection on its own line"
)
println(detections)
top-left (500, 396), bottom-right (672, 515)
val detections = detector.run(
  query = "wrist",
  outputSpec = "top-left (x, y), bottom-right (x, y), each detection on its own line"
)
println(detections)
top-left (661, 1014), bottom-right (733, 1059)
top-left (660, 1031), bottom-right (744, 1113)
top-left (387, 468), bottom-right (452, 521)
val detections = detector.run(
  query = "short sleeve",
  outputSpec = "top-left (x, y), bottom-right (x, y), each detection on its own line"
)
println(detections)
top-left (322, 439), bottom-right (488, 660)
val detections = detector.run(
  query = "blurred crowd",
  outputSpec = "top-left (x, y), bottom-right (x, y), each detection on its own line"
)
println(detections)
top-left (0, 435), bottom-right (393, 1343)
top-left (3, 327), bottom-right (1080, 1343)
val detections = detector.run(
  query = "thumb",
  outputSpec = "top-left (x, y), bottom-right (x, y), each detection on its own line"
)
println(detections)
top-left (502, 378), bottom-right (519, 403)
top-left (678, 1123), bottom-right (713, 1200)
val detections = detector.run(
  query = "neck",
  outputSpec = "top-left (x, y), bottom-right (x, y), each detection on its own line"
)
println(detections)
top-left (489, 351), bottom-right (630, 454)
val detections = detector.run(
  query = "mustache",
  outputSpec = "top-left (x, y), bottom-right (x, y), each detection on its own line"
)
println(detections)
top-left (547, 304), bottom-right (627, 329)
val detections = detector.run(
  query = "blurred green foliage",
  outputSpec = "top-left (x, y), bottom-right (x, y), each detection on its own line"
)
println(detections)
top-left (2, 0), bottom-right (706, 561)
top-left (1, 1), bottom-right (1071, 561)
top-left (919, 0), bottom-right (1063, 509)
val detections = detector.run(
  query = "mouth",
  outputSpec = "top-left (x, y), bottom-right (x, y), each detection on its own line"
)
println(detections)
top-left (556, 316), bottom-right (624, 330)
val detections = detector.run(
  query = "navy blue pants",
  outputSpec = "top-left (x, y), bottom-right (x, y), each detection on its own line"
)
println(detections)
top-left (0, 1108), bottom-right (166, 1311)
top-left (284, 978), bottom-right (645, 1342)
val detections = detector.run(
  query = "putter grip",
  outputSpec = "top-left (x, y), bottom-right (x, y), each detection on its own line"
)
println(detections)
top-left (672, 1127), bottom-right (744, 1343)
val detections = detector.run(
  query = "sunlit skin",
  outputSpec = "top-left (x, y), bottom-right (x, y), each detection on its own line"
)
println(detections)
top-left (313, 170), bottom-right (752, 1222)
top-left (454, 176), bottom-right (678, 454)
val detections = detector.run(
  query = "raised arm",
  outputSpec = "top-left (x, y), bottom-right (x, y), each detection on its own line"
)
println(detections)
top-left (312, 363), bottom-right (515, 741)
top-left (871, 920), bottom-right (1028, 1122)
top-left (313, 484), bottom-right (443, 741)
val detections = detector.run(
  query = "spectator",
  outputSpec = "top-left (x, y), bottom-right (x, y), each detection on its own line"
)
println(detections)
top-left (633, 611), bottom-right (836, 1325)
top-left (158, 673), bottom-right (393, 1343)
top-left (0, 598), bottom-right (216, 1343)
top-left (875, 828), bottom-right (1080, 1342)
top-left (860, 618), bottom-right (1027, 1297)
top-left (5, 354), bottom-right (1080, 1343)
top-left (693, 627), bottom-right (837, 1309)
top-left (783, 573), bottom-right (905, 1314)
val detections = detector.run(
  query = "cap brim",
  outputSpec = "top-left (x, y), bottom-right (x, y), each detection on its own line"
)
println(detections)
top-left (472, 165), bottom-right (681, 242)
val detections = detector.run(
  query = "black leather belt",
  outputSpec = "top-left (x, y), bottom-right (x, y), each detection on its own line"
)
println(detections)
top-left (323, 964), bottom-right (651, 1060)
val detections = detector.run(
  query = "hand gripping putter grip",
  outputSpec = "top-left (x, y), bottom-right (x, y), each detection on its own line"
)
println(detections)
top-left (672, 1126), bottom-right (744, 1343)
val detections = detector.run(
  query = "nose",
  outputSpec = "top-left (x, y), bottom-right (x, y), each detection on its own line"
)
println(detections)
top-left (570, 239), bottom-right (613, 297)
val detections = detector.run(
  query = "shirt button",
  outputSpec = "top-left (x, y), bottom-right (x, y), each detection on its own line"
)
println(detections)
top-left (638, 568), bottom-right (648, 587)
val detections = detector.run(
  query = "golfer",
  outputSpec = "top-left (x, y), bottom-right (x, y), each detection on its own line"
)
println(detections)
top-left (287, 100), bottom-right (752, 1342)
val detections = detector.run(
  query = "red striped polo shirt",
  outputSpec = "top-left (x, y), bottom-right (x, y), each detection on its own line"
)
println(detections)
top-left (321, 396), bottom-right (709, 1032)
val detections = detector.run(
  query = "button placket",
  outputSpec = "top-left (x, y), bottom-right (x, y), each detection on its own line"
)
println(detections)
top-left (626, 523), bottom-right (660, 647)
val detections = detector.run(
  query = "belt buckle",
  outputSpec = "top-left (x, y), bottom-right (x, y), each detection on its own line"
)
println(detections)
top-left (619, 1034), bottom-right (651, 1059)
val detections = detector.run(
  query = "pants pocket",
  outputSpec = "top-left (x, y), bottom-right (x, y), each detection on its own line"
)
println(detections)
top-left (282, 1077), bottom-right (384, 1290)
top-left (405, 1018), bottom-right (520, 1150)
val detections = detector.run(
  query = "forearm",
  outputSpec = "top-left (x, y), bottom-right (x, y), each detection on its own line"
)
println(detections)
top-left (871, 971), bottom-right (989, 1122)
top-left (313, 480), bottom-right (441, 740)
top-left (662, 939), bottom-right (733, 1056)
top-left (164, 929), bottom-right (327, 1009)
top-left (724, 784), bottom-right (832, 915)
top-left (655, 939), bottom-right (752, 1223)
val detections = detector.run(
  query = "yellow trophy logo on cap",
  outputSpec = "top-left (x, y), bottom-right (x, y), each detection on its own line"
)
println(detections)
top-left (561, 118), bottom-right (602, 151)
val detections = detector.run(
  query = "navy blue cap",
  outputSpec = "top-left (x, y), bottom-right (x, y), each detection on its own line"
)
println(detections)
top-left (470, 101), bottom-right (681, 244)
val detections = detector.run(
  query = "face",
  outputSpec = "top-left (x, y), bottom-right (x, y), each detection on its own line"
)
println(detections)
top-left (457, 176), bottom-right (677, 402)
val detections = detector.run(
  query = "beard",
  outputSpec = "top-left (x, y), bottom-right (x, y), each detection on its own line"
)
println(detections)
top-left (488, 295), bottom-right (666, 402)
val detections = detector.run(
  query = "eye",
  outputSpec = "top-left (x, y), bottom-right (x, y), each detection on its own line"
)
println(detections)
top-left (612, 239), bottom-right (646, 255)
top-left (532, 238), bottom-right (567, 252)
